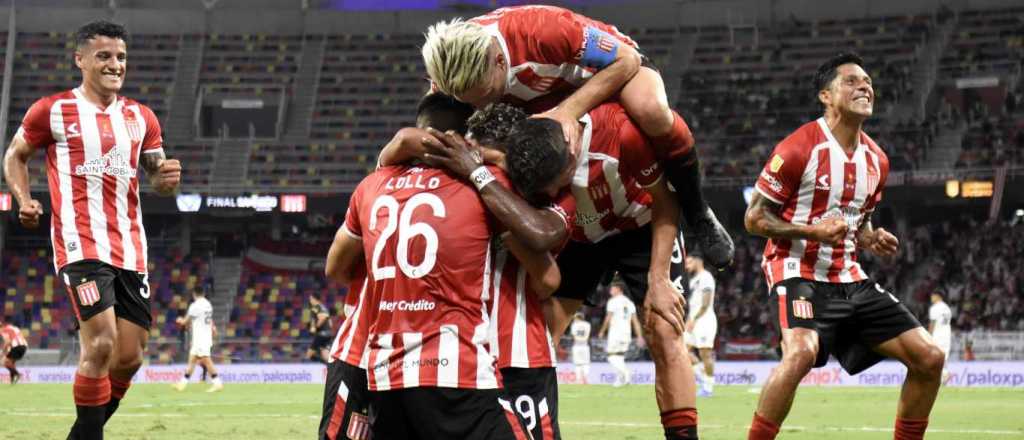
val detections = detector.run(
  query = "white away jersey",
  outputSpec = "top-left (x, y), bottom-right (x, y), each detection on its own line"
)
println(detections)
top-left (570, 319), bottom-right (592, 346)
top-left (687, 270), bottom-right (716, 325)
top-left (187, 297), bottom-right (214, 342)
top-left (605, 295), bottom-right (636, 341)
top-left (929, 301), bottom-right (952, 345)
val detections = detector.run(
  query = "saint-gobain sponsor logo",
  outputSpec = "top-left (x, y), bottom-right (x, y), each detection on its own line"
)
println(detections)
top-left (74, 150), bottom-right (136, 178)
top-left (378, 299), bottom-right (436, 312)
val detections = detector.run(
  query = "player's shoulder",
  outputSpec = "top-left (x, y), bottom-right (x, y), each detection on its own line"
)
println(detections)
top-left (778, 120), bottom-right (828, 154)
top-left (122, 97), bottom-right (158, 116)
top-left (860, 131), bottom-right (889, 164)
top-left (699, 270), bottom-right (716, 285)
top-left (30, 90), bottom-right (76, 109)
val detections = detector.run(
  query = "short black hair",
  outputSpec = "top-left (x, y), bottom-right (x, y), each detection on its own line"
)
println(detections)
top-left (466, 103), bottom-right (529, 149)
top-left (505, 118), bottom-right (570, 204)
top-left (814, 52), bottom-right (865, 93)
top-left (75, 20), bottom-right (129, 48)
top-left (415, 92), bottom-right (474, 134)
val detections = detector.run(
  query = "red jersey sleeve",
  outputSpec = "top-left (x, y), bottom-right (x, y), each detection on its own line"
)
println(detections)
top-left (140, 105), bottom-right (163, 152)
top-left (756, 137), bottom-right (809, 205)
top-left (864, 149), bottom-right (889, 213)
top-left (19, 98), bottom-right (55, 148)
top-left (495, 6), bottom-right (627, 69)
top-left (616, 117), bottom-right (662, 187)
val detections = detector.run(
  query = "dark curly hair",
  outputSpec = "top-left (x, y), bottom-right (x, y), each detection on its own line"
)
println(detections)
top-left (415, 92), bottom-right (474, 134)
top-left (505, 118), bottom-right (570, 203)
top-left (466, 103), bottom-right (529, 149)
top-left (814, 52), bottom-right (865, 94)
top-left (75, 20), bottom-right (130, 48)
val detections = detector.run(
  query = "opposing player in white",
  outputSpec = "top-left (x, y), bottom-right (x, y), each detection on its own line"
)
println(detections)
top-left (598, 283), bottom-right (643, 387)
top-left (928, 292), bottom-right (953, 384)
top-left (570, 312), bottom-right (593, 384)
top-left (684, 255), bottom-right (717, 396)
top-left (174, 287), bottom-right (224, 392)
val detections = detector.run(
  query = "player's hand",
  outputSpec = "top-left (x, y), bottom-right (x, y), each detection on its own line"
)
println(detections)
top-left (153, 159), bottom-right (181, 195)
top-left (811, 217), bottom-right (848, 247)
top-left (532, 108), bottom-right (582, 157)
top-left (18, 199), bottom-right (43, 228)
top-left (643, 277), bottom-right (686, 336)
top-left (421, 128), bottom-right (484, 180)
top-left (865, 227), bottom-right (899, 258)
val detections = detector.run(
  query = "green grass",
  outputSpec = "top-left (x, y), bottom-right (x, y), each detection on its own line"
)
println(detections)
top-left (1, 384), bottom-right (1021, 439)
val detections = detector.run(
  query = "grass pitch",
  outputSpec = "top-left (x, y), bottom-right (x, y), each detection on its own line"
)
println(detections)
top-left (1, 383), bottom-right (1021, 439)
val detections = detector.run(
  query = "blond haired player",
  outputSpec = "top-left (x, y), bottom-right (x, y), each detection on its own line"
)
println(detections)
top-left (174, 286), bottom-right (223, 392)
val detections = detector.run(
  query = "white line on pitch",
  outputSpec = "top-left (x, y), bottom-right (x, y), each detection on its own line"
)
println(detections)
top-left (559, 421), bottom-right (1024, 436)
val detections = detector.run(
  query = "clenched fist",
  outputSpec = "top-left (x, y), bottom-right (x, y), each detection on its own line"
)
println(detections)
top-left (19, 199), bottom-right (43, 228)
top-left (812, 217), bottom-right (848, 247)
top-left (153, 159), bottom-right (181, 195)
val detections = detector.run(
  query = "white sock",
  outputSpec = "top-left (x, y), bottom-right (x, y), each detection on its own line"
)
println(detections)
top-left (212, 376), bottom-right (223, 385)
top-left (704, 369), bottom-right (715, 391)
top-left (608, 355), bottom-right (628, 383)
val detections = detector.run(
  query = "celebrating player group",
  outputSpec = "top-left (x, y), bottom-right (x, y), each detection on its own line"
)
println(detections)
top-left (1, 4), bottom-right (946, 440)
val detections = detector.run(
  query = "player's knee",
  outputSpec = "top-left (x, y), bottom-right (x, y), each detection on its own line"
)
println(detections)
top-left (116, 349), bottom-right (144, 373)
top-left (781, 344), bottom-right (817, 374)
top-left (84, 335), bottom-right (116, 365)
top-left (913, 344), bottom-right (946, 378)
top-left (626, 95), bottom-right (674, 137)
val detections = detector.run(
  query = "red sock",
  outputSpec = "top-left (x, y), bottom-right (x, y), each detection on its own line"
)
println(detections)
top-left (649, 111), bottom-right (695, 161)
top-left (748, 413), bottom-right (780, 440)
top-left (661, 408), bottom-right (698, 439)
top-left (73, 374), bottom-right (111, 407)
top-left (110, 377), bottom-right (131, 400)
top-left (894, 417), bottom-right (928, 440)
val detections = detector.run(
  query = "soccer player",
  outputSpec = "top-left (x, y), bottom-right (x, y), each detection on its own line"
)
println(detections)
top-left (684, 254), bottom-right (717, 396)
top-left (928, 292), bottom-right (953, 383)
top-left (597, 283), bottom-right (643, 387)
top-left (173, 287), bottom-right (223, 393)
top-left (320, 93), bottom-right (474, 440)
top-left (744, 53), bottom-right (945, 440)
top-left (422, 5), bottom-right (734, 269)
top-left (307, 294), bottom-right (333, 364)
top-left (570, 312), bottom-right (592, 384)
top-left (422, 101), bottom-right (701, 439)
top-left (0, 317), bottom-right (28, 384)
top-left (327, 154), bottom-right (557, 439)
top-left (2, 20), bottom-right (181, 439)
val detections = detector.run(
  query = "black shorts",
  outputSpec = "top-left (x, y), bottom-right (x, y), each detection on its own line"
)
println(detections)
top-left (320, 361), bottom-right (372, 440)
top-left (499, 367), bottom-right (560, 440)
top-left (312, 334), bottom-right (333, 352)
top-left (59, 260), bottom-right (152, 330)
top-left (553, 224), bottom-right (689, 306)
top-left (369, 387), bottom-right (528, 440)
top-left (770, 278), bottom-right (922, 374)
top-left (6, 346), bottom-right (26, 361)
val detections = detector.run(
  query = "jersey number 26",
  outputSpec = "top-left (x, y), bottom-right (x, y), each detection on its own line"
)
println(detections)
top-left (369, 193), bottom-right (446, 280)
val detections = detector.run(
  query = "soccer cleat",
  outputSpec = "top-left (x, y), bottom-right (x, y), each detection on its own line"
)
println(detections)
top-left (692, 207), bottom-right (734, 270)
top-left (10, 373), bottom-right (20, 385)
top-left (206, 382), bottom-right (224, 393)
top-left (697, 388), bottom-right (713, 398)
top-left (172, 381), bottom-right (186, 392)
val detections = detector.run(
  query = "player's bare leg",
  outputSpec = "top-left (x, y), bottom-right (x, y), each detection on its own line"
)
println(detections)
top-left (68, 308), bottom-right (118, 440)
top-left (199, 357), bottom-right (224, 392)
top-left (873, 328), bottom-right (944, 440)
top-left (748, 328), bottom-right (819, 440)
top-left (174, 355), bottom-right (199, 391)
top-left (104, 319), bottom-right (147, 424)
top-left (618, 67), bottom-right (733, 269)
top-left (644, 316), bottom-right (698, 439)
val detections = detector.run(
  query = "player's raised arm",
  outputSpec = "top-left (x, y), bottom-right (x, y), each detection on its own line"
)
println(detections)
top-left (744, 191), bottom-right (847, 246)
top-left (422, 127), bottom-right (569, 252)
top-left (3, 133), bottom-right (44, 228)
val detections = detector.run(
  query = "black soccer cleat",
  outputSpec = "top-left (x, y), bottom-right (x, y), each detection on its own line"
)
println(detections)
top-left (10, 372), bottom-right (19, 385)
top-left (692, 206), bottom-right (734, 270)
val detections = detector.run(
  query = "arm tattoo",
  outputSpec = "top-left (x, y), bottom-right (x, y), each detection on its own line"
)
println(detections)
top-left (140, 150), bottom-right (165, 176)
top-left (744, 192), bottom-right (813, 241)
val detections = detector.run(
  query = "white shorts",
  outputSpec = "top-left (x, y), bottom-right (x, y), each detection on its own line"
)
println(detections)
top-left (572, 345), bottom-right (591, 365)
top-left (686, 321), bottom-right (717, 349)
top-left (190, 342), bottom-right (212, 358)
top-left (606, 338), bottom-right (630, 355)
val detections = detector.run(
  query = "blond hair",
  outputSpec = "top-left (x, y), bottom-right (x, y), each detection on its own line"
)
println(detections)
top-left (422, 18), bottom-right (493, 98)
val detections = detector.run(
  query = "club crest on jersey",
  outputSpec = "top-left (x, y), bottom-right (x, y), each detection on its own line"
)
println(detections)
top-left (124, 111), bottom-right (143, 143)
top-left (588, 182), bottom-right (610, 200)
top-left (792, 298), bottom-right (813, 319)
top-left (77, 281), bottom-right (101, 306)
top-left (346, 412), bottom-right (371, 440)
top-left (530, 77), bottom-right (555, 93)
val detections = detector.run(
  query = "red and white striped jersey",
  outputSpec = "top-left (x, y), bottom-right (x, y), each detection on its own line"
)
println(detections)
top-left (755, 118), bottom-right (889, 287)
top-left (18, 89), bottom-right (163, 273)
top-left (470, 6), bottom-right (638, 113)
top-left (329, 268), bottom-right (371, 369)
top-left (1, 324), bottom-right (27, 347)
top-left (343, 165), bottom-right (504, 391)
top-left (488, 240), bottom-right (556, 370)
top-left (550, 102), bottom-right (664, 243)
